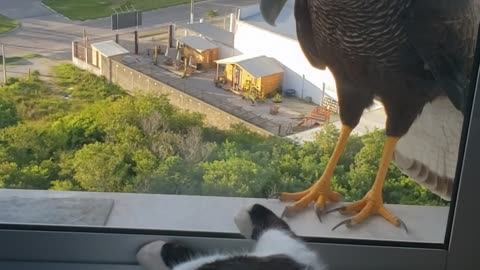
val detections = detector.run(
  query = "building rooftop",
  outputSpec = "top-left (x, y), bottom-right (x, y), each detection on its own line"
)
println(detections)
top-left (184, 23), bottom-right (235, 47)
top-left (216, 54), bottom-right (283, 78)
top-left (178, 36), bottom-right (218, 52)
top-left (91, 40), bottom-right (129, 57)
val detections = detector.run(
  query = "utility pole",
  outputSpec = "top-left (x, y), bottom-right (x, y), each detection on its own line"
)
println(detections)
top-left (190, 0), bottom-right (194, 23)
top-left (1, 44), bottom-right (6, 85)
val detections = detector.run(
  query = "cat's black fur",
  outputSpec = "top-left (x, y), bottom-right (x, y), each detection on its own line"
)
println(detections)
top-left (137, 204), bottom-right (326, 270)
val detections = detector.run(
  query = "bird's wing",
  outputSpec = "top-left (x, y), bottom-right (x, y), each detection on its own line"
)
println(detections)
top-left (394, 0), bottom-right (480, 200)
top-left (405, 0), bottom-right (480, 112)
top-left (293, 0), bottom-right (327, 70)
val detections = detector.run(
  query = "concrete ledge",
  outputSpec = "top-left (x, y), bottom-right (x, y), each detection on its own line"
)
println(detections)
top-left (0, 189), bottom-right (448, 244)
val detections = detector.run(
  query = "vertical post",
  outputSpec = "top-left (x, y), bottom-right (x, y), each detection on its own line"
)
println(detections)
top-left (229, 13), bottom-right (235, 32)
top-left (115, 34), bottom-right (119, 43)
top-left (321, 82), bottom-right (326, 105)
top-left (183, 58), bottom-right (188, 78)
top-left (168, 24), bottom-right (173, 48)
top-left (190, 0), bottom-right (194, 23)
top-left (1, 44), bottom-right (6, 85)
top-left (83, 29), bottom-right (88, 63)
top-left (134, 30), bottom-right (138, 54)
top-left (72, 41), bottom-right (76, 60)
top-left (28, 68), bottom-right (31, 80)
top-left (85, 36), bottom-right (89, 64)
top-left (153, 46), bottom-right (158, 65)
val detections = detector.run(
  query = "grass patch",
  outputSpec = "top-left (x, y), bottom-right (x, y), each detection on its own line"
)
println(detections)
top-left (0, 14), bottom-right (19, 34)
top-left (0, 64), bottom-right (124, 122)
top-left (42, 0), bottom-right (203, 21)
top-left (1, 54), bottom-right (42, 65)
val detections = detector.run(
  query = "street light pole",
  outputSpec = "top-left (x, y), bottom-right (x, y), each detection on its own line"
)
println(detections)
top-left (190, 0), bottom-right (194, 23)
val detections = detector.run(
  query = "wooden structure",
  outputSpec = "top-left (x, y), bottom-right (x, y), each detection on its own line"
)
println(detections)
top-left (297, 95), bottom-right (339, 128)
top-left (177, 36), bottom-right (218, 71)
top-left (215, 55), bottom-right (283, 100)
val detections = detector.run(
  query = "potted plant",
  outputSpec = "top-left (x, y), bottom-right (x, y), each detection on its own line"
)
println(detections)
top-left (272, 93), bottom-right (283, 103)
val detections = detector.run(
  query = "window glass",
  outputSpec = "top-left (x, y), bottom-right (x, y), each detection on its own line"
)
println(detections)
top-left (0, 0), bottom-right (478, 246)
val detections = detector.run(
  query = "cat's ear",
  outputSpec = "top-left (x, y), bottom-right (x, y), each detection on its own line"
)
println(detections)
top-left (234, 204), bottom-right (293, 240)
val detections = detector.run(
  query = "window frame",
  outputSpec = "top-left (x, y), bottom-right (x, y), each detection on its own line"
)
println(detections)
top-left (1, 25), bottom-right (480, 270)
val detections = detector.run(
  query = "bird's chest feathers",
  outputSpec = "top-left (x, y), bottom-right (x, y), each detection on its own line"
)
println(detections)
top-left (316, 0), bottom-right (411, 61)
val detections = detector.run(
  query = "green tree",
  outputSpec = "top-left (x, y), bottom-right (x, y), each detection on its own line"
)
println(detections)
top-left (72, 142), bottom-right (133, 192)
top-left (0, 98), bottom-right (18, 128)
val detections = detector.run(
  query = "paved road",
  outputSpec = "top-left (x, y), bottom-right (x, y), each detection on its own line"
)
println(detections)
top-left (0, 0), bottom-right (257, 59)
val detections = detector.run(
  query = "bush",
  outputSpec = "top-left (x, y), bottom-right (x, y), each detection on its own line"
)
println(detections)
top-left (0, 98), bottom-right (18, 128)
top-left (272, 93), bottom-right (282, 103)
top-left (207, 9), bottom-right (219, 18)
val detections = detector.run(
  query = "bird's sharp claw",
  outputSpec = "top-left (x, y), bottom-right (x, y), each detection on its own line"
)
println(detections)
top-left (331, 219), bottom-right (353, 231)
top-left (314, 205), bottom-right (325, 223)
top-left (327, 206), bottom-right (347, 214)
top-left (398, 218), bottom-right (409, 234)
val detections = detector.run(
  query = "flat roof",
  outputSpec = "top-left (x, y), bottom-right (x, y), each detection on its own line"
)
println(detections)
top-left (216, 54), bottom-right (283, 78)
top-left (91, 40), bottom-right (129, 57)
top-left (184, 23), bottom-right (234, 47)
top-left (178, 36), bottom-right (218, 52)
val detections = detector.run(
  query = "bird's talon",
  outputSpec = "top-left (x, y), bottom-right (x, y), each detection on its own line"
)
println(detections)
top-left (398, 218), bottom-right (409, 234)
top-left (327, 206), bottom-right (347, 214)
top-left (331, 219), bottom-right (353, 231)
top-left (314, 205), bottom-right (325, 223)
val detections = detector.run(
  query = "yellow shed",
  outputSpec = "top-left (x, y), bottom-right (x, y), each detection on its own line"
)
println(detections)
top-left (177, 36), bottom-right (219, 71)
top-left (215, 55), bottom-right (283, 99)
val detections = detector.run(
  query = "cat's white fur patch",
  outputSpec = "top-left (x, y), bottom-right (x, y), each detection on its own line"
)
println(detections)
top-left (137, 240), bottom-right (169, 270)
top-left (254, 229), bottom-right (326, 270)
top-left (171, 229), bottom-right (326, 270)
top-left (172, 254), bottom-right (230, 270)
top-left (233, 205), bottom-right (254, 239)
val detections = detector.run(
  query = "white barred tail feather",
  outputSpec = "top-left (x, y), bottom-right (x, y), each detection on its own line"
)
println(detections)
top-left (393, 96), bottom-right (464, 201)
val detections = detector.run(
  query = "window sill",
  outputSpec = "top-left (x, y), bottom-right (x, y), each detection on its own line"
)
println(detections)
top-left (0, 189), bottom-right (448, 245)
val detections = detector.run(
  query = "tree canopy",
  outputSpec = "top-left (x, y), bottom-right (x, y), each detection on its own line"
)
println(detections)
top-left (0, 64), bottom-right (447, 206)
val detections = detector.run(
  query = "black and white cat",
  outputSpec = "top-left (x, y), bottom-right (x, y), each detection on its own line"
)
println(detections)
top-left (137, 204), bottom-right (327, 270)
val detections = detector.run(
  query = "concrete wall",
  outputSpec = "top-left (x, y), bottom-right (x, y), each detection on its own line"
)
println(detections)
top-left (72, 56), bottom-right (102, 77)
top-left (234, 21), bottom-right (337, 105)
top-left (109, 61), bottom-right (272, 135)
top-left (74, 51), bottom-right (272, 136)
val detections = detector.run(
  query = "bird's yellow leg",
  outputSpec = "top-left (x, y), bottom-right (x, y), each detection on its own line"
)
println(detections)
top-left (331, 136), bottom-right (407, 231)
top-left (280, 125), bottom-right (352, 219)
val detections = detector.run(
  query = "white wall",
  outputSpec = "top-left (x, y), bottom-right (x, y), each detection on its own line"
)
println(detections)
top-left (234, 21), bottom-right (336, 105)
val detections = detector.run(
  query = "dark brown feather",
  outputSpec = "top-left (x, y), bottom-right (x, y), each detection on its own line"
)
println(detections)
top-left (405, 0), bottom-right (480, 112)
top-left (294, 0), bottom-right (327, 70)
